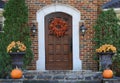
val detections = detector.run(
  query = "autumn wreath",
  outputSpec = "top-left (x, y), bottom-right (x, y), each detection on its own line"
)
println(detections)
top-left (49, 18), bottom-right (68, 37)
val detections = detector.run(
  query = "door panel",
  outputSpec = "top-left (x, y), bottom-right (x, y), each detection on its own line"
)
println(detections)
top-left (45, 12), bottom-right (72, 70)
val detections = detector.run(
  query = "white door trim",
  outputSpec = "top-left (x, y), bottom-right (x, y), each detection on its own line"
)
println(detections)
top-left (37, 4), bottom-right (82, 71)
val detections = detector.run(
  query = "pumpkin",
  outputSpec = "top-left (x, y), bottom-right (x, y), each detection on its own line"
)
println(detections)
top-left (10, 67), bottom-right (23, 79)
top-left (102, 69), bottom-right (113, 78)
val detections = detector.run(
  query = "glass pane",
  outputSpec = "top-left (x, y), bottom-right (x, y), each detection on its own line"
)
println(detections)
top-left (0, 17), bottom-right (3, 21)
top-left (0, 24), bottom-right (2, 31)
top-left (117, 14), bottom-right (120, 25)
top-left (0, 16), bottom-right (3, 31)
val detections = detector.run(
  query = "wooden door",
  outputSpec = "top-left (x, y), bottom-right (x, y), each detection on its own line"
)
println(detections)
top-left (45, 12), bottom-right (72, 70)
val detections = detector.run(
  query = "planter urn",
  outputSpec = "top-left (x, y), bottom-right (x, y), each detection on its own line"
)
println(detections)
top-left (9, 52), bottom-right (25, 68)
top-left (97, 52), bottom-right (114, 71)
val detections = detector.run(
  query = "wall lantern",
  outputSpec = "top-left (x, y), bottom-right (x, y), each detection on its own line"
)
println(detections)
top-left (80, 23), bottom-right (87, 36)
top-left (31, 24), bottom-right (37, 36)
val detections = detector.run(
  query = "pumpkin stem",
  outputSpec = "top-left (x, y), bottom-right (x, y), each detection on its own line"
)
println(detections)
top-left (16, 66), bottom-right (18, 69)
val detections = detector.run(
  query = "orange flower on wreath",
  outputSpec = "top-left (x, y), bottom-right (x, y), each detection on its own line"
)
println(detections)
top-left (49, 18), bottom-right (68, 37)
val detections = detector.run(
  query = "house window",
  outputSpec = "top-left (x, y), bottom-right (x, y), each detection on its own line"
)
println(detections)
top-left (117, 13), bottom-right (120, 25)
top-left (0, 9), bottom-right (4, 32)
top-left (0, 16), bottom-right (3, 31)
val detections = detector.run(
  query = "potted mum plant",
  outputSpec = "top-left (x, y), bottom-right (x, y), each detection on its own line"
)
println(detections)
top-left (96, 44), bottom-right (116, 71)
top-left (7, 41), bottom-right (26, 68)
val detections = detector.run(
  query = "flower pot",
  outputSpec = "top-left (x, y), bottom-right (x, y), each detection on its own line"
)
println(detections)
top-left (9, 52), bottom-right (25, 68)
top-left (97, 52), bottom-right (114, 71)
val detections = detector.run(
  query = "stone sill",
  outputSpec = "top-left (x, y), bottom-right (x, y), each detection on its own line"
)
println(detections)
top-left (103, 78), bottom-right (120, 83)
top-left (0, 79), bottom-right (23, 83)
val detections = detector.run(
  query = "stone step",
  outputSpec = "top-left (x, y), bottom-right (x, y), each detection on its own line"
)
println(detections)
top-left (23, 70), bottom-right (102, 81)
top-left (23, 80), bottom-right (102, 83)
top-left (0, 79), bottom-right (102, 83)
top-left (1, 70), bottom-right (120, 83)
top-left (1, 79), bottom-right (120, 83)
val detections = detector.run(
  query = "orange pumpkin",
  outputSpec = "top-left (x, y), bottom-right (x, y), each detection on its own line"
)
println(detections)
top-left (102, 69), bottom-right (113, 78)
top-left (10, 67), bottom-right (23, 79)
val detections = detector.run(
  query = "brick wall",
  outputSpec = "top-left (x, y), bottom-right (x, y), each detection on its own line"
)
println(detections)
top-left (26, 0), bottom-right (111, 71)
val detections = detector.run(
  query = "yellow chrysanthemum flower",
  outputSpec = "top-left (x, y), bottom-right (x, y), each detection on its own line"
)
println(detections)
top-left (96, 44), bottom-right (116, 53)
top-left (7, 41), bottom-right (26, 53)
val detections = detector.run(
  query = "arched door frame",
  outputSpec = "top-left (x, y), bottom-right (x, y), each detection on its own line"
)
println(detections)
top-left (37, 4), bottom-right (82, 70)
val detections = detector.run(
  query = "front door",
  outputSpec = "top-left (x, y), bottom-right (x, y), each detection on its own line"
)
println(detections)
top-left (45, 12), bottom-right (72, 70)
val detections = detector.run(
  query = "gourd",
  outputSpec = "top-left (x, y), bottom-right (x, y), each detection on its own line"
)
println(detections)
top-left (102, 69), bottom-right (113, 78)
top-left (10, 67), bottom-right (23, 79)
